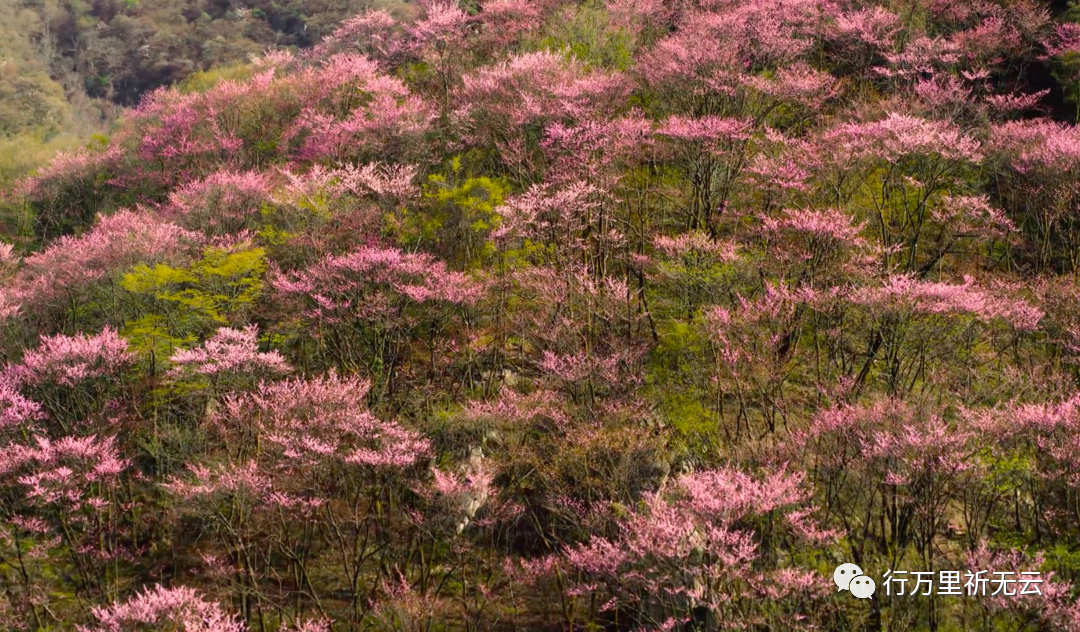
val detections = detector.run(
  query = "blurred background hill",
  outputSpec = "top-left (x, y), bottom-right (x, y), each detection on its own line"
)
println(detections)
top-left (0, 0), bottom-right (410, 188)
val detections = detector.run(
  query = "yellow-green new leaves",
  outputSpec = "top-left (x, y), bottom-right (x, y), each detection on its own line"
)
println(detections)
top-left (421, 161), bottom-right (509, 267)
top-left (121, 314), bottom-right (197, 377)
top-left (121, 244), bottom-right (267, 331)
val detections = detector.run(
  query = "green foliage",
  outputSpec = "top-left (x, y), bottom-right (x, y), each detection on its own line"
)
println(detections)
top-left (255, 221), bottom-right (294, 247)
top-left (1052, 51), bottom-right (1080, 124)
top-left (1059, 8), bottom-right (1080, 124)
top-left (984, 450), bottom-right (1036, 489)
top-left (426, 174), bottom-right (507, 232)
top-left (659, 392), bottom-right (716, 438)
top-left (121, 244), bottom-right (267, 337)
top-left (121, 314), bottom-right (197, 375)
top-left (646, 319), bottom-right (714, 428)
top-left (0, 1), bottom-right (106, 194)
top-left (175, 63), bottom-right (256, 94)
top-left (418, 157), bottom-right (510, 267)
top-left (537, 1), bottom-right (634, 70)
top-left (0, 2), bottom-right (74, 140)
top-left (1046, 544), bottom-right (1080, 585)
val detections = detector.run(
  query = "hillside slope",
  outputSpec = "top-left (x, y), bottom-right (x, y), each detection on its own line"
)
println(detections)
top-left (0, 0), bottom-right (410, 188)
top-left (4, 1), bottom-right (1080, 631)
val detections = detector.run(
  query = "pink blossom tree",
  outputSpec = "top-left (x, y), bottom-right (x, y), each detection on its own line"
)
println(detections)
top-left (539, 466), bottom-right (832, 631)
top-left (168, 325), bottom-right (290, 393)
top-left (310, 9), bottom-right (405, 66)
top-left (841, 274), bottom-right (1042, 396)
top-left (78, 584), bottom-right (244, 632)
top-left (286, 55), bottom-right (435, 164)
top-left (11, 210), bottom-right (200, 331)
top-left (270, 245), bottom-right (482, 396)
top-left (475, 0), bottom-right (543, 54)
top-left (987, 119), bottom-right (1080, 272)
top-left (10, 327), bottom-right (134, 435)
top-left (758, 207), bottom-right (875, 288)
top-left (966, 396), bottom-right (1080, 544)
top-left (407, 1), bottom-right (470, 114)
top-left (700, 284), bottom-right (813, 439)
top-left (0, 434), bottom-right (130, 609)
top-left (656, 115), bottom-right (752, 233)
top-left (17, 146), bottom-right (127, 241)
top-left (169, 371), bottom-right (431, 627)
top-left (817, 113), bottom-right (983, 274)
top-left (164, 170), bottom-right (275, 236)
top-left (456, 51), bottom-right (629, 179)
top-left (790, 399), bottom-right (981, 575)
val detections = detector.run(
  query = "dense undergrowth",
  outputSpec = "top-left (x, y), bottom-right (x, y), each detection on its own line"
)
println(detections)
top-left (5, 0), bottom-right (1080, 630)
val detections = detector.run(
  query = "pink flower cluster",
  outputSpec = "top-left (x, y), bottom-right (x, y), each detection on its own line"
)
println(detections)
top-left (165, 169), bottom-right (274, 233)
top-left (169, 325), bottom-right (291, 379)
top-left (78, 585), bottom-right (244, 632)
top-left (0, 374), bottom-right (44, 432)
top-left (850, 275), bottom-right (1043, 330)
top-left (829, 113), bottom-right (983, 163)
top-left (551, 465), bottom-right (831, 628)
top-left (1, 434), bottom-right (127, 511)
top-left (14, 210), bottom-right (200, 314)
top-left (219, 371), bottom-right (430, 470)
top-left (17, 327), bottom-right (134, 387)
top-left (272, 245), bottom-right (483, 323)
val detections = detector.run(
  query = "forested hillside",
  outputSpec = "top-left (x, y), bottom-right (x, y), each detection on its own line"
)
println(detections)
top-left (0, 0), bottom-right (106, 189)
top-left (0, 0), bottom-right (407, 188)
top-left (14, 0), bottom-right (412, 105)
top-left (6, 0), bottom-right (1080, 630)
